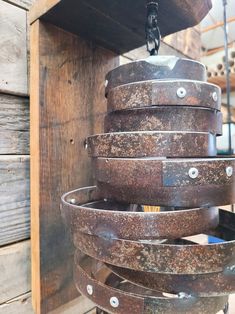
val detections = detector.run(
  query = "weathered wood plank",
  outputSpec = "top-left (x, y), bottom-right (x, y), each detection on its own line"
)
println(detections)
top-left (0, 1), bottom-right (27, 95)
top-left (0, 94), bottom-right (29, 154)
top-left (29, 0), bottom-right (211, 55)
top-left (0, 241), bottom-right (31, 304)
top-left (0, 156), bottom-right (30, 246)
top-left (163, 27), bottom-right (201, 60)
top-left (2, 0), bottom-right (35, 10)
top-left (0, 292), bottom-right (33, 314)
top-left (123, 29), bottom-right (200, 62)
top-left (30, 20), bottom-right (118, 313)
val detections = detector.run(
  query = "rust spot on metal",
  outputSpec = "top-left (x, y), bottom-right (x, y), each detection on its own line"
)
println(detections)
top-left (61, 57), bottom-right (234, 313)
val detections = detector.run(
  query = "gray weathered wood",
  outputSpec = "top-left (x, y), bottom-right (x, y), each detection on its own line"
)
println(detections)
top-left (0, 94), bottom-right (29, 154)
top-left (0, 1), bottom-right (28, 95)
top-left (2, 0), bottom-right (35, 10)
top-left (0, 292), bottom-right (33, 314)
top-left (0, 240), bottom-right (31, 304)
top-left (0, 156), bottom-right (30, 246)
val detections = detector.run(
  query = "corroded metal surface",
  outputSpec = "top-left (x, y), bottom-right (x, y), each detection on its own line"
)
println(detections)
top-left (74, 253), bottom-right (228, 314)
top-left (61, 187), bottom-right (219, 240)
top-left (109, 265), bottom-right (235, 297)
top-left (105, 57), bottom-right (206, 94)
top-left (107, 81), bottom-right (221, 111)
top-left (94, 157), bottom-right (235, 207)
top-left (61, 56), bottom-right (235, 313)
top-left (87, 132), bottom-right (217, 158)
top-left (104, 107), bottom-right (222, 135)
top-left (73, 224), bottom-right (235, 275)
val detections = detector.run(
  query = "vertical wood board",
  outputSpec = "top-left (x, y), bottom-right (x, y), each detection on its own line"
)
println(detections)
top-left (0, 0), bottom-right (28, 95)
top-left (30, 20), bottom-right (118, 313)
top-left (0, 156), bottom-right (30, 246)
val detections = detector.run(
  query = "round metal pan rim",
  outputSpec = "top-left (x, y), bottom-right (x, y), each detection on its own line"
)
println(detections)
top-left (88, 130), bottom-right (211, 138)
top-left (61, 186), bottom-right (217, 216)
top-left (107, 58), bottom-right (206, 76)
top-left (107, 105), bottom-right (221, 113)
top-left (96, 156), bottom-right (235, 162)
top-left (107, 78), bottom-right (220, 90)
top-left (74, 253), bottom-right (228, 314)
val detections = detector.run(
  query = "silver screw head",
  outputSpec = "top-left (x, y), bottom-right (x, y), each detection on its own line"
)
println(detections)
top-left (188, 167), bottom-right (199, 179)
top-left (226, 166), bottom-right (233, 177)
top-left (212, 92), bottom-right (218, 102)
top-left (176, 87), bottom-right (187, 98)
top-left (178, 292), bottom-right (190, 299)
top-left (110, 296), bottom-right (119, 308)
top-left (69, 198), bottom-right (76, 204)
top-left (86, 284), bottom-right (93, 295)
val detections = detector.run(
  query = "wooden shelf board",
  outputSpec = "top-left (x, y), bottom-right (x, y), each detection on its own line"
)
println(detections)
top-left (30, 0), bottom-right (212, 54)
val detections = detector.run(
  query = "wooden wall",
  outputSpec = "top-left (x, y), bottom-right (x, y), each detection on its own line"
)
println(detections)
top-left (0, 0), bottom-right (201, 312)
top-left (0, 0), bottom-right (32, 313)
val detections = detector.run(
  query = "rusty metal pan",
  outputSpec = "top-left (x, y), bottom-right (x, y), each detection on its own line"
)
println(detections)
top-left (74, 252), bottom-right (228, 314)
top-left (87, 131), bottom-right (217, 158)
top-left (94, 157), bottom-right (235, 207)
top-left (107, 80), bottom-right (221, 112)
top-left (61, 186), bottom-right (219, 240)
top-left (109, 263), bottom-right (235, 297)
top-left (73, 209), bottom-right (235, 275)
top-left (105, 57), bottom-right (206, 94)
top-left (104, 107), bottom-right (222, 135)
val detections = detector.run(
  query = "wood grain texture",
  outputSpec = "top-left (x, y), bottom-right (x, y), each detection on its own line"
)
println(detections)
top-left (0, 292), bottom-right (33, 314)
top-left (163, 27), bottom-right (201, 60)
top-left (0, 94), bottom-right (29, 154)
top-left (0, 240), bottom-right (31, 304)
top-left (0, 1), bottom-right (28, 95)
top-left (0, 156), bottom-right (30, 246)
top-left (3, 0), bottom-right (35, 10)
top-left (30, 20), bottom-right (118, 313)
top-left (122, 28), bottom-right (201, 62)
top-left (29, 0), bottom-right (211, 54)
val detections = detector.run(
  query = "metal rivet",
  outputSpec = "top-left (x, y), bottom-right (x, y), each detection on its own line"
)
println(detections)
top-left (176, 87), bottom-right (187, 98)
top-left (86, 285), bottom-right (93, 295)
top-left (110, 296), bottom-right (119, 308)
top-left (178, 292), bottom-right (190, 299)
top-left (212, 92), bottom-right (218, 102)
top-left (84, 139), bottom-right (88, 150)
top-left (226, 166), bottom-right (233, 177)
top-left (188, 167), bottom-right (199, 179)
top-left (230, 265), bottom-right (235, 273)
top-left (69, 198), bottom-right (76, 204)
top-left (105, 79), bottom-right (108, 87)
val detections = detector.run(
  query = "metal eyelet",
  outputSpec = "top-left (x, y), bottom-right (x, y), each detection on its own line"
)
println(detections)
top-left (188, 167), bottom-right (199, 179)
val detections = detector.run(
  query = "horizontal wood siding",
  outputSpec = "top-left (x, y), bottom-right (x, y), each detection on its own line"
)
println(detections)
top-left (0, 94), bottom-right (29, 154)
top-left (2, 0), bottom-right (35, 10)
top-left (0, 0), bottom-right (27, 95)
top-left (0, 240), bottom-right (31, 304)
top-left (0, 156), bottom-right (30, 246)
top-left (0, 292), bottom-right (33, 314)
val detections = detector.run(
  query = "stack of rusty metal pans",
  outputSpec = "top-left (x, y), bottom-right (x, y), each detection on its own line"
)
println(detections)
top-left (61, 56), bottom-right (235, 314)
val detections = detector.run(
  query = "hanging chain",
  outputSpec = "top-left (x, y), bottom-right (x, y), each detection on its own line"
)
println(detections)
top-left (145, 1), bottom-right (161, 55)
